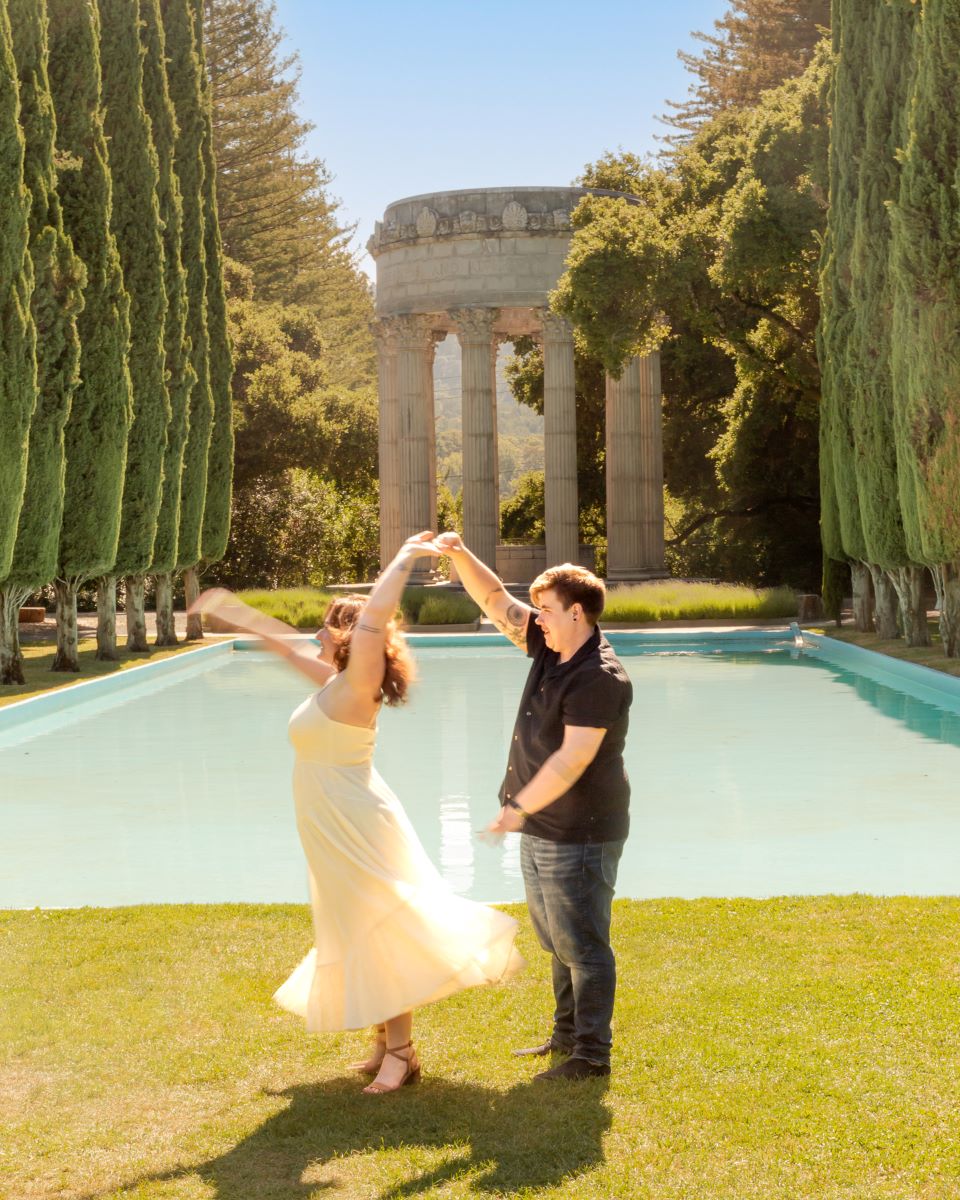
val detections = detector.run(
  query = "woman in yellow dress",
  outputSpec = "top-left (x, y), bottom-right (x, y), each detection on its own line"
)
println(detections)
top-left (191, 533), bottom-right (522, 1094)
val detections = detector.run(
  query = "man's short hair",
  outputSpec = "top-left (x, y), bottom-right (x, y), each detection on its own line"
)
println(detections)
top-left (529, 564), bottom-right (606, 626)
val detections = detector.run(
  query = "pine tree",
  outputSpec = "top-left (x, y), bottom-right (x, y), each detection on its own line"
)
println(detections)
top-left (163, 0), bottom-right (212, 635)
top-left (849, 0), bottom-right (926, 643)
top-left (0, 0), bottom-right (36, 585)
top-left (890, 0), bottom-right (960, 655)
top-left (0, 0), bottom-right (85, 685)
top-left (98, 0), bottom-right (169, 657)
top-left (663, 0), bottom-right (830, 139)
top-left (47, 0), bottom-right (133, 672)
top-left (202, 0), bottom-right (374, 389)
top-left (196, 0), bottom-right (233, 577)
top-left (140, 0), bottom-right (194, 647)
top-left (817, 0), bottom-right (872, 630)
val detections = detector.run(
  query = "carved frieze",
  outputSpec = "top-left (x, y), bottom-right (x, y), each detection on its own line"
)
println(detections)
top-left (368, 199), bottom-right (583, 252)
top-left (415, 206), bottom-right (438, 237)
top-left (502, 201), bottom-right (528, 230)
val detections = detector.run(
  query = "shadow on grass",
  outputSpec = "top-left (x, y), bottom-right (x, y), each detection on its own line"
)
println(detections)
top-left (87, 1072), bottom-right (611, 1198)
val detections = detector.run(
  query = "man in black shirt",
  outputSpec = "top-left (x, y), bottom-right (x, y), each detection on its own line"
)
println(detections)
top-left (434, 533), bottom-right (633, 1080)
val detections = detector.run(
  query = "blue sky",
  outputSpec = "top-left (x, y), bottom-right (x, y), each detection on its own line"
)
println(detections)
top-left (272, 0), bottom-right (731, 275)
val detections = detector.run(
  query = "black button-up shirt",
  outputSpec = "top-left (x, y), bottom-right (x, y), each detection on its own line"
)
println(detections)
top-left (499, 613), bottom-right (632, 843)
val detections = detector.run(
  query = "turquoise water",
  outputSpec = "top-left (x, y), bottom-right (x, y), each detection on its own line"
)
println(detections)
top-left (3, 639), bottom-right (960, 907)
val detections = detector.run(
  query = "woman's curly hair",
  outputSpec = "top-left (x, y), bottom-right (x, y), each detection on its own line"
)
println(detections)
top-left (321, 594), bottom-right (414, 706)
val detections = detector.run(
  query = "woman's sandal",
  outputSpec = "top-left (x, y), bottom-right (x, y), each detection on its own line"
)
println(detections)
top-left (362, 1041), bottom-right (421, 1095)
top-left (349, 1024), bottom-right (387, 1075)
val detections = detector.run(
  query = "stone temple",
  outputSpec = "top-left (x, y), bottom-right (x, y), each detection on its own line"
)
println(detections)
top-left (368, 186), bottom-right (665, 583)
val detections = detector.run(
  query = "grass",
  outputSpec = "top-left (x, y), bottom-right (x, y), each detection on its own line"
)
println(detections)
top-left (602, 581), bottom-right (798, 623)
top-left (0, 638), bottom-right (204, 708)
top-left (3, 898), bottom-right (960, 1199)
top-left (815, 621), bottom-right (960, 680)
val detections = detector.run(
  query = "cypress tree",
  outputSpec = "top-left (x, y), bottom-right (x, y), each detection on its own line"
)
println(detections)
top-left (0, 1), bottom-right (36, 587)
top-left (196, 0), bottom-right (233, 581)
top-left (890, 0), bottom-right (960, 655)
top-left (140, 0), bottom-right (194, 647)
top-left (0, 0), bottom-right (85, 685)
top-left (817, 0), bottom-right (872, 630)
top-left (97, 0), bottom-right (168, 656)
top-left (163, 0), bottom-right (212, 638)
top-left (47, 0), bottom-right (133, 672)
top-left (849, 0), bottom-right (927, 643)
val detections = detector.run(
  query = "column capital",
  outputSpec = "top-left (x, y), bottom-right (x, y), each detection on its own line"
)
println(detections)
top-left (370, 316), bottom-right (402, 352)
top-left (537, 308), bottom-right (573, 342)
top-left (392, 312), bottom-right (441, 352)
top-left (450, 306), bottom-right (500, 344)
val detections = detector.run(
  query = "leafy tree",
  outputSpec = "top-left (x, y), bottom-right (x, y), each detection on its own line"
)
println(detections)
top-left (551, 48), bottom-right (830, 589)
top-left (48, 0), bottom-right (133, 672)
top-left (196, 0), bottom-right (233, 576)
top-left (163, 0), bottom-right (212, 635)
top-left (500, 471), bottom-right (545, 545)
top-left (0, 0), bottom-right (44, 684)
top-left (0, 0), bottom-right (35, 586)
top-left (98, 0), bottom-right (168, 657)
top-left (140, 0), bottom-right (195, 646)
top-left (1, 0), bottom-right (85, 684)
top-left (890, 0), bottom-right (960, 655)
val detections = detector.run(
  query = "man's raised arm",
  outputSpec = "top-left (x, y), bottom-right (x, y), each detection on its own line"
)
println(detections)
top-left (433, 532), bottom-right (535, 651)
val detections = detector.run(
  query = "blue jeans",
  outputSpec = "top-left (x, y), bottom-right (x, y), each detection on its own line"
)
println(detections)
top-left (520, 834), bottom-right (625, 1067)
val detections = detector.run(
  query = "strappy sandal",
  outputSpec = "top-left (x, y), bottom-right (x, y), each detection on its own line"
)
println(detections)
top-left (361, 1041), bottom-right (421, 1095)
top-left (349, 1024), bottom-right (387, 1075)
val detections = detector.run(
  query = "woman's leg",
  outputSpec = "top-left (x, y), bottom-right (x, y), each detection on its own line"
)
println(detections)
top-left (349, 1023), bottom-right (386, 1073)
top-left (363, 1011), bottom-right (418, 1092)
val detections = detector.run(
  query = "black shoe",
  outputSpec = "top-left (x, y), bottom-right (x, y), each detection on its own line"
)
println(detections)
top-left (534, 1057), bottom-right (610, 1082)
top-left (512, 1037), bottom-right (573, 1058)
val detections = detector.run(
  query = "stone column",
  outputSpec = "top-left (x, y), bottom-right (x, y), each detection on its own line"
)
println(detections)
top-left (395, 313), bottom-right (439, 581)
top-left (373, 318), bottom-right (400, 567)
top-left (540, 311), bottom-right (579, 567)
top-left (639, 352), bottom-right (665, 572)
top-left (452, 307), bottom-right (500, 569)
top-left (605, 352), bottom-right (665, 580)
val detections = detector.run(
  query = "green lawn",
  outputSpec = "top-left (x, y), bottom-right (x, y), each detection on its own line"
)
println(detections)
top-left (3, 899), bottom-right (959, 1199)
top-left (0, 638), bottom-right (209, 708)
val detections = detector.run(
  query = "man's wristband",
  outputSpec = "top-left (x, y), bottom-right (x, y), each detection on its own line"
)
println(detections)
top-left (504, 796), bottom-right (528, 822)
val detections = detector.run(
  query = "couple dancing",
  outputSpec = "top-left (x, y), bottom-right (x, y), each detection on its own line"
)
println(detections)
top-left (193, 531), bottom-right (633, 1094)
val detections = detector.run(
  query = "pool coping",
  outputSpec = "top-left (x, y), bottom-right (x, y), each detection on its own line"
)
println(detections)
top-left (4, 624), bottom-right (960, 734)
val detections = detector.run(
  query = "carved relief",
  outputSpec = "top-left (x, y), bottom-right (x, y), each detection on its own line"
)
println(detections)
top-left (450, 307), bottom-right (500, 343)
top-left (502, 200), bottom-right (528, 230)
top-left (459, 210), bottom-right (477, 233)
top-left (415, 207), bottom-right (438, 237)
top-left (553, 209), bottom-right (571, 229)
top-left (392, 312), bottom-right (441, 351)
top-left (539, 309), bottom-right (573, 341)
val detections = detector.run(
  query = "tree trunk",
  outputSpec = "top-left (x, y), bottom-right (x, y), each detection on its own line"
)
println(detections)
top-left (52, 578), bottom-right (81, 672)
top-left (96, 575), bottom-right (119, 661)
top-left (888, 565), bottom-right (931, 647)
top-left (851, 561), bottom-right (874, 632)
top-left (0, 590), bottom-right (26, 685)
top-left (868, 564), bottom-right (900, 639)
top-left (154, 572), bottom-right (178, 646)
top-left (125, 574), bottom-right (149, 651)
top-left (183, 566), bottom-right (203, 641)
top-left (938, 563), bottom-right (960, 658)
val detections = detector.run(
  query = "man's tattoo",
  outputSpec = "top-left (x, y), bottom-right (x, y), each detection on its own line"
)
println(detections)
top-left (493, 601), bottom-right (527, 650)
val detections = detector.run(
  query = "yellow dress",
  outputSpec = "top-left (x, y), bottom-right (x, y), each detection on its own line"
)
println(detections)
top-left (273, 688), bottom-right (523, 1031)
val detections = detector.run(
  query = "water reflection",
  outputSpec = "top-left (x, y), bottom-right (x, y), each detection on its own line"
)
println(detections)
top-left (438, 793), bottom-right (474, 894)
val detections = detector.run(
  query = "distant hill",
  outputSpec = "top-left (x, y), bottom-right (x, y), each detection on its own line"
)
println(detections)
top-left (433, 335), bottom-right (543, 499)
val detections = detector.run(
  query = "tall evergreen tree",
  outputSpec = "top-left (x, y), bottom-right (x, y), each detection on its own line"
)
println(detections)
top-left (0, 0), bottom-right (85, 685)
top-left (202, 0), bottom-right (374, 389)
top-left (0, 1), bottom-right (36, 586)
top-left (196, 0), bottom-right (233, 582)
top-left (163, 0), bottom-right (212, 636)
top-left (890, 0), bottom-right (960, 655)
top-left (817, 0), bottom-right (872, 630)
top-left (849, 0), bottom-right (927, 643)
top-left (97, 0), bottom-right (169, 657)
top-left (47, 0), bottom-right (133, 672)
top-left (140, 0), bottom-right (194, 647)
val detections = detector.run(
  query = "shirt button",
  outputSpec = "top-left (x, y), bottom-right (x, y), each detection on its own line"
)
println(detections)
top-left (508, 765), bottom-right (513, 772)
top-left (525, 711), bottom-right (532, 717)
top-left (513, 735), bottom-right (518, 742)
top-left (506, 793), bottom-right (512, 800)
